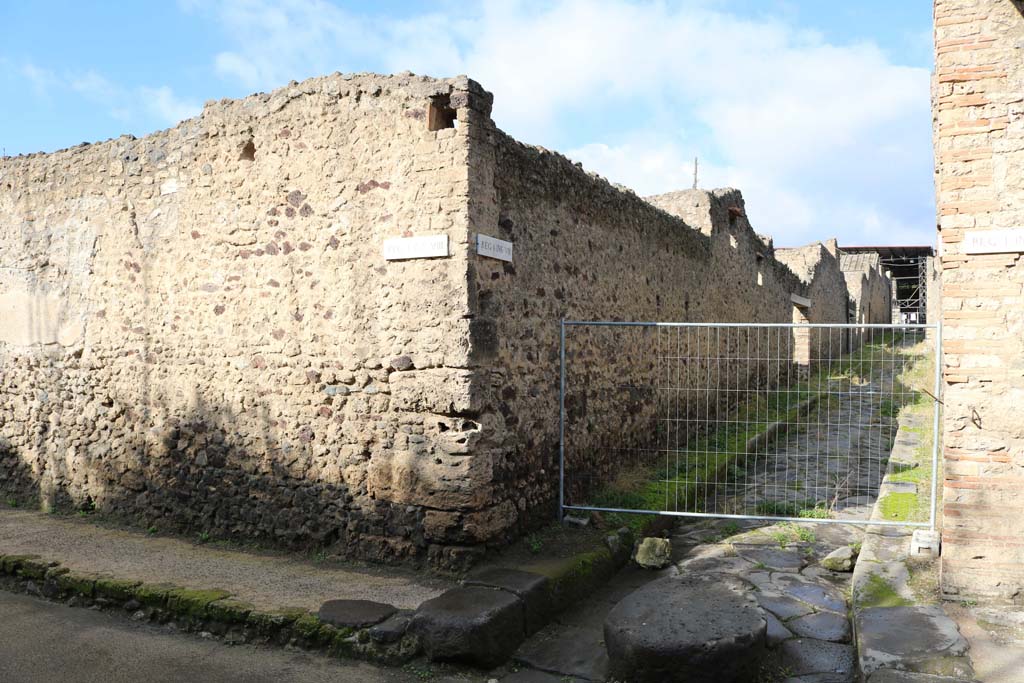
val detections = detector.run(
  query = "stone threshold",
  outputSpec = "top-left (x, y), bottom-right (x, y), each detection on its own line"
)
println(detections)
top-left (851, 412), bottom-right (978, 683)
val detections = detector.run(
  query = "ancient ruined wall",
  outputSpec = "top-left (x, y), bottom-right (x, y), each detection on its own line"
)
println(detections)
top-left (463, 106), bottom-right (821, 526)
top-left (776, 241), bottom-right (853, 362)
top-left (839, 252), bottom-right (892, 328)
top-left (0, 73), bottom-right (497, 570)
top-left (1, 68), bottom-right (871, 566)
top-left (934, 0), bottom-right (1024, 600)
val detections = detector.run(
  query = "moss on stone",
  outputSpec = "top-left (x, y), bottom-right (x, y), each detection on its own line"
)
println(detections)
top-left (248, 606), bottom-right (306, 635)
top-left (329, 628), bottom-right (358, 657)
top-left (16, 557), bottom-right (57, 581)
top-left (859, 573), bottom-right (913, 608)
top-left (291, 613), bottom-right (347, 647)
top-left (55, 571), bottom-right (101, 598)
top-left (133, 582), bottom-right (180, 608)
top-left (165, 587), bottom-right (233, 617)
top-left (1, 554), bottom-right (41, 575)
top-left (292, 613), bottom-right (328, 642)
top-left (95, 576), bottom-right (143, 602)
top-left (44, 566), bottom-right (70, 581)
top-left (206, 598), bottom-right (255, 624)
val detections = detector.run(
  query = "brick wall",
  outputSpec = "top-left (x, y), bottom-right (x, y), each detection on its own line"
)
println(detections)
top-left (934, 0), bottom-right (1024, 601)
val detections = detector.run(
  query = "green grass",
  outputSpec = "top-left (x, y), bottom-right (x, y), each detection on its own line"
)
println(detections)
top-left (880, 492), bottom-right (920, 522)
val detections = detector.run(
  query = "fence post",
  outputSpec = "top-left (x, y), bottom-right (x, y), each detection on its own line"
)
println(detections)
top-left (559, 319), bottom-right (566, 521)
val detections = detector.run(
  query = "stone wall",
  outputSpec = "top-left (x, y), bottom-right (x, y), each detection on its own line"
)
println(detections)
top-left (839, 252), bottom-right (892, 327)
top-left (465, 109), bottom-right (848, 517)
top-left (776, 240), bottom-right (853, 364)
top-left (934, 0), bottom-right (1024, 601)
top-left (1, 70), bottom-right (870, 569)
top-left (0, 72), bottom-right (493, 570)
top-left (839, 251), bottom-right (894, 350)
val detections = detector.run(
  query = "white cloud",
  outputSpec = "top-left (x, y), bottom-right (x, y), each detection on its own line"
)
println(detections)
top-left (17, 62), bottom-right (199, 127)
top-left (21, 63), bottom-right (59, 96)
top-left (140, 86), bottom-right (202, 125)
top-left (191, 0), bottom-right (936, 247)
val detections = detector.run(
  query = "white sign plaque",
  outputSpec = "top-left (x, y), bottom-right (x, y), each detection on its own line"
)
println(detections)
top-left (476, 234), bottom-right (513, 262)
top-left (963, 228), bottom-right (1024, 255)
top-left (382, 234), bottom-right (449, 260)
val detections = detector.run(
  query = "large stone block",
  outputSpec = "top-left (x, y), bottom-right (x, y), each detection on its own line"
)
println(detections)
top-left (604, 574), bottom-right (766, 683)
top-left (409, 586), bottom-right (525, 667)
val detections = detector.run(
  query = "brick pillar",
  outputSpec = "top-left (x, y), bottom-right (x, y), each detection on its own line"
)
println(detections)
top-left (934, 0), bottom-right (1024, 601)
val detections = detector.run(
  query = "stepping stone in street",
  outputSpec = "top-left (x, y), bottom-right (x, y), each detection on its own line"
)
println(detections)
top-left (317, 599), bottom-right (396, 628)
top-left (788, 611), bottom-right (851, 643)
top-left (780, 638), bottom-right (856, 679)
top-left (409, 586), bottom-right (525, 667)
top-left (603, 574), bottom-right (766, 683)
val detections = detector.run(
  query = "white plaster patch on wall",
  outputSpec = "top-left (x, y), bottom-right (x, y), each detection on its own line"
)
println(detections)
top-left (0, 287), bottom-right (84, 347)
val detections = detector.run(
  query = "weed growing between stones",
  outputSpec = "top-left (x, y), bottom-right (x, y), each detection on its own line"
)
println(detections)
top-left (527, 534), bottom-right (543, 554)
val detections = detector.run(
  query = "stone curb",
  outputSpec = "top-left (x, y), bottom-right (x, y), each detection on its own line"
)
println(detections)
top-left (850, 415), bottom-right (977, 683)
top-left (0, 553), bottom-right (418, 664)
top-left (0, 525), bottom-right (634, 671)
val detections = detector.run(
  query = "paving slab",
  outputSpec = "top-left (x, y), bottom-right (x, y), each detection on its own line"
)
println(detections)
top-left (756, 591), bottom-right (816, 621)
top-left (317, 599), bottom-right (396, 628)
top-left (780, 639), bottom-right (856, 678)
top-left (766, 611), bottom-right (794, 646)
top-left (856, 606), bottom-right (971, 677)
top-left (514, 624), bottom-right (608, 681)
top-left (866, 671), bottom-right (971, 683)
top-left (0, 509), bottom-right (450, 612)
top-left (733, 545), bottom-right (806, 572)
top-left (500, 669), bottom-right (585, 683)
top-left (783, 674), bottom-right (856, 683)
top-left (772, 574), bottom-right (847, 614)
top-left (788, 611), bottom-right (851, 643)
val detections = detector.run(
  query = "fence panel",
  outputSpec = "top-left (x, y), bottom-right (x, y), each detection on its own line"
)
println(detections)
top-left (559, 322), bottom-right (941, 529)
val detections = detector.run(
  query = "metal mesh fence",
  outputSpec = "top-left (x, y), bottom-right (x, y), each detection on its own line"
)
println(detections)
top-left (559, 322), bottom-right (940, 527)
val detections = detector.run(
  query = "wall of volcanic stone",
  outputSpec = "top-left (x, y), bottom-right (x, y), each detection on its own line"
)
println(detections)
top-left (0, 72), bottom-right (497, 570)
top-left (0, 69), bottom-right (868, 568)
top-left (463, 116), bottom-right (840, 527)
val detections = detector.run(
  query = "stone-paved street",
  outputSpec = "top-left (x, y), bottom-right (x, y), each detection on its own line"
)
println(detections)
top-left (710, 370), bottom-right (900, 518)
top-left (499, 354), bottom-right (911, 681)
top-left (498, 518), bottom-right (864, 682)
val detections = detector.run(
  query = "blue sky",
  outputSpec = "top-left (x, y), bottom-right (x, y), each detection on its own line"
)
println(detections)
top-left (0, 1), bottom-right (935, 247)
